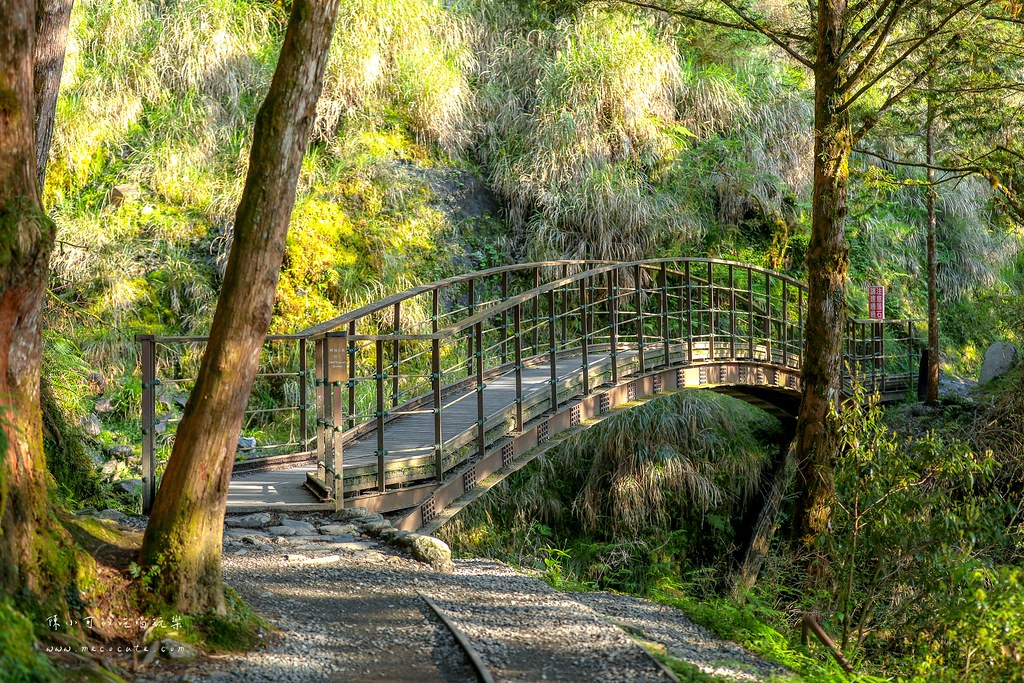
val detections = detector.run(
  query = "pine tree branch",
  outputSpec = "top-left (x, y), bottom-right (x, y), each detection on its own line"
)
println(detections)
top-left (840, 0), bottom-right (983, 105)
top-left (607, 0), bottom-right (814, 67)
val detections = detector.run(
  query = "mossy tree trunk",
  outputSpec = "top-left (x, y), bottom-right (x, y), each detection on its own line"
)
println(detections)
top-left (0, 0), bottom-right (60, 596)
top-left (33, 0), bottom-right (73, 194)
top-left (137, 0), bottom-right (342, 615)
top-left (791, 0), bottom-right (851, 553)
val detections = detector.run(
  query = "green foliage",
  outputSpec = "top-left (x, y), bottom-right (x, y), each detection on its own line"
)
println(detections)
top-left (0, 600), bottom-right (59, 683)
top-left (809, 382), bottom-right (1023, 679)
top-left (147, 587), bottom-right (270, 652)
top-left (443, 391), bottom-right (781, 594)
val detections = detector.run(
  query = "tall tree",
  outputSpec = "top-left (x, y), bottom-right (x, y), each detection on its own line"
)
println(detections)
top-left (137, 0), bottom-right (342, 614)
top-left (618, 0), bottom-right (998, 552)
top-left (33, 0), bottom-right (74, 194)
top-left (0, 0), bottom-right (60, 595)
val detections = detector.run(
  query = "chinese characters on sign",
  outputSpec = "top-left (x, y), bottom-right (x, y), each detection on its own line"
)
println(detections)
top-left (868, 286), bottom-right (885, 320)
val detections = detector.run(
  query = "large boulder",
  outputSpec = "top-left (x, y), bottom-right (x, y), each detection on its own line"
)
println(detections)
top-left (396, 533), bottom-right (453, 572)
top-left (979, 342), bottom-right (1018, 383)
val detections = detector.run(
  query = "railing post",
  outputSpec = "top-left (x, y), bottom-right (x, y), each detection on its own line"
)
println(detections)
top-left (314, 337), bottom-right (326, 483)
top-left (798, 286), bottom-right (804, 369)
top-left (392, 302), bottom-right (401, 407)
top-left (635, 263), bottom-right (645, 374)
top-left (782, 281), bottom-right (789, 368)
top-left (514, 304), bottom-right (524, 431)
top-left (375, 339), bottom-right (386, 493)
top-left (708, 261), bottom-right (716, 361)
top-left (325, 331), bottom-right (347, 501)
top-left (501, 270), bottom-right (509, 364)
top-left (608, 268), bottom-right (619, 384)
top-left (432, 291), bottom-right (443, 482)
top-left (533, 267), bottom-right (541, 354)
top-left (298, 337), bottom-right (308, 450)
top-left (747, 267), bottom-right (754, 361)
top-left (561, 264), bottom-right (569, 345)
top-left (907, 320), bottom-right (914, 384)
top-left (685, 261), bottom-right (693, 364)
top-left (467, 278), bottom-right (476, 378)
top-left (580, 276), bottom-right (590, 396)
top-left (659, 263), bottom-right (669, 367)
top-left (138, 335), bottom-right (156, 514)
top-left (764, 272), bottom-right (772, 364)
top-left (728, 264), bottom-right (736, 361)
top-left (347, 320), bottom-right (356, 430)
top-left (549, 289), bottom-right (558, 411)
top-left (475, 321), bottom-right (486, 460)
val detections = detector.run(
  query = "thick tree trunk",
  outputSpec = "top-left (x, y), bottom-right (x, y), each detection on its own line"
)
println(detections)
top-left (33, 0), bottom-right (73, 194)
top-left (791, 0), bottom-right (851, 552)
top-left (925, 90), bottom-right (939, 404)
top-left (138, 0), bottom-right (341, 614)
top-left (0, 0), bottom-right (59, 596)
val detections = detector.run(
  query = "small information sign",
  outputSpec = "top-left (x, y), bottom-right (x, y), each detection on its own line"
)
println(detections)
top-left (868, 286), bottom-right (885, 320)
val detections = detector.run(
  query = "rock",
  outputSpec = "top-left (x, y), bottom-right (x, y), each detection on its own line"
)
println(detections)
top-left (159, 638), bottom-right (198, 660)
top-left (76, 507), bottom-right (98, 516)
top-left (116, 479), bottom-right (143, 495)
top-left (82, 414), bottom-right (102, 437)
top-left (319, 523), bottom-right (356, 535)
top-left (979, 342), bottom-right (1018, 383)
top-left (100, 460), bottom-right (122, 479)
top-left (378, 527), bottom-right (405, 542)
top-left (107, 444), bottom-right (134, 460)
top-left (266, 525), bottom-right (298, 537)
top-left (154, 420), bottom-right (167, 435)
top-left (225, 512), bottom-right (272, 528)
top-left (109, 184), bottom-right (141, 206)
top-left (96, 508), bottom-right (128, 523)
top-left (94, 396), bottom-right (114, 414)
top-left (278, 518), bottom-right (317, 535)
top-left (223, 528), bottom-right (269, 539)
top-left (237, 436), bottom-right (257, 451)
top-left (332, 507), bottom-right (368, 522)
top-left (405, 534), bottom-right (453, 572)
top-left (329, 541), bottom-right (378, 552)
top-left (360, 520), bottom-right (391, 536)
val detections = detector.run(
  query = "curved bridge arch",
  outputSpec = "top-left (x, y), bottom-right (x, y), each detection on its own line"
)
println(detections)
top-left (137, 259), bottom-right (921, 524)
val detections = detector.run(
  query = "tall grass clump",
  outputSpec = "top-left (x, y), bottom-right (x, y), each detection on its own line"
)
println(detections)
top-left (317, 0), bottom-right (474, 152)
top-left (443, 391), bottom-right (782, 593)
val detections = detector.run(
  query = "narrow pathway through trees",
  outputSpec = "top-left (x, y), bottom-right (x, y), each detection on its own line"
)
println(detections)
top-left (133, 512), bottom-right (791, 682)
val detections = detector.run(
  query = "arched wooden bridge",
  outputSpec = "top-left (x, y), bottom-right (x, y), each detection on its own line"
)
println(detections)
top-left (137, 259), bottom-right (920, 530)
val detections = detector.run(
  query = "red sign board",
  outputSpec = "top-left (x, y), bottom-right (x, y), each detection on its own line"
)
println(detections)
top-left (868, 286), bottom-right (885, 320)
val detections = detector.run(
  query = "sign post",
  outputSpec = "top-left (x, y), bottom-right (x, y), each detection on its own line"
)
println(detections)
top-left (868, 286), bottom-right (885, 390)
top-left (868, 286), bottom-right (885, 320)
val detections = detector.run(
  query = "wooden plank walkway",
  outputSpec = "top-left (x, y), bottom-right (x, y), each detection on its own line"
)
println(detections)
top-left (227, 352), bottom-right (620, 510)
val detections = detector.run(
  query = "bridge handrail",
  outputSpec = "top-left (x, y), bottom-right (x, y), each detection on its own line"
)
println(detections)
top-left (295, 260), bottom-right (613, 338)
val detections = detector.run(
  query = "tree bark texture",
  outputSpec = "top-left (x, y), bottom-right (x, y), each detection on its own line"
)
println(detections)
top-left (33, 0), bottom-right (73, 195)
top-left (138, 0), bottom-right (342, 614)
top-left (792, 0), bottom-right (851, 551)
top-left (0, 0), bottom-right (59, 596)
top-left (925, 89), bottom-right (939, 404)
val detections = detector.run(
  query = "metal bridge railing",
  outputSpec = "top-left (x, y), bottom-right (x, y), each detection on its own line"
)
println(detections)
top-left (137, 258), bottom-right (921, 512)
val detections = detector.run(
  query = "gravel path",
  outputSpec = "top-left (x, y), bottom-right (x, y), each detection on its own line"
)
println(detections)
top-left (570, 591), bottom-right (791, 681)
top-left (131, 511), bottom-right (786, 682)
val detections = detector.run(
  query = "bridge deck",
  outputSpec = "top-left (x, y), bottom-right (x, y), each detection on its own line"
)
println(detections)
top-left (226, 351), bottom-right (623, 510)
